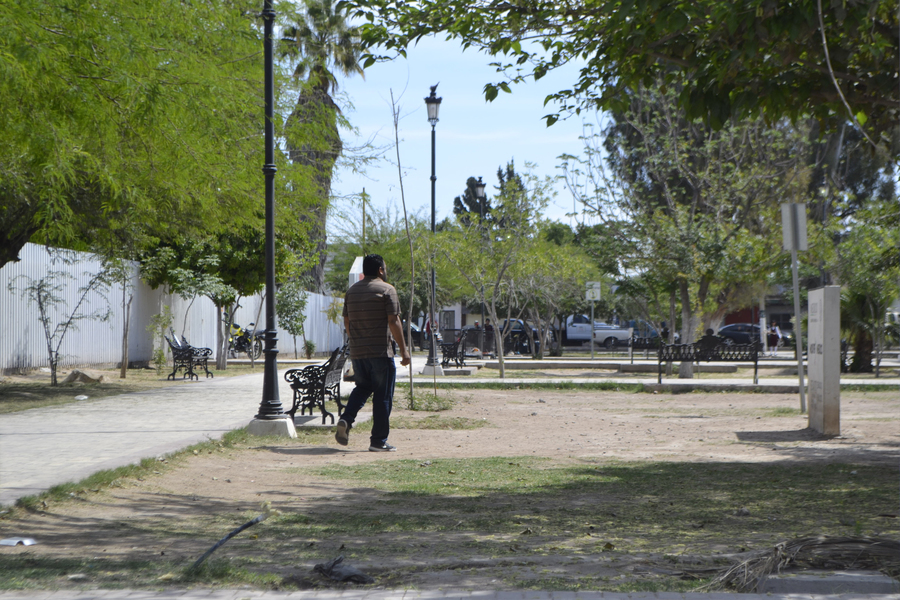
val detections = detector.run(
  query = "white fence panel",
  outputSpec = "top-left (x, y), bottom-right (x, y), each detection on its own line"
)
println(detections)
top-left (1, 244), bottom-right (125, 372)
top-left (297, 292), bottom-right (345, 356)
top-left (228, 291), bottom-right (344, 359)
top-left (1, 243), bottom-right (345, 373)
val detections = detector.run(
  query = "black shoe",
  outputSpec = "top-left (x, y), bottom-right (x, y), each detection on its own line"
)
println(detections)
top-left (335, 419), bottom-right (350, 446)
top-left (368, 442), bottom-right (396, 452)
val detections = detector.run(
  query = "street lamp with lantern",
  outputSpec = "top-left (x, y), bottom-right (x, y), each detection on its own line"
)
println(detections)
top-left (423, 84), bottom-right (443, 375)
top-left (473, 176), bottom-right (487, 352)
top-left (247, 0), bottom-right (295, 438)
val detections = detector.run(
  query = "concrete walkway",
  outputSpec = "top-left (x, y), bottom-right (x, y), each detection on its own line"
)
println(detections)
top-left (0, 370), bottom-right (293, 506)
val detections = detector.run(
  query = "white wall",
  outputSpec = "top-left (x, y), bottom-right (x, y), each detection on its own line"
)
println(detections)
top-left (1, 243), bottom-right (344, 373)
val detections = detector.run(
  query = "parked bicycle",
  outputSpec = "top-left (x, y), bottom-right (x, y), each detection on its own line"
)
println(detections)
top-left (227, 321), bottom-right (262, 359)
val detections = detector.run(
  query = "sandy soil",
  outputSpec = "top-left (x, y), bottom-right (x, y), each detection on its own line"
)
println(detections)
top-left (1, 388), bottom-right (898, 590)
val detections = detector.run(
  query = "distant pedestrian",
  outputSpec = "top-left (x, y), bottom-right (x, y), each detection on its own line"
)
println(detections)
top-left (768, 325), bottom-right (782, 356)
top-left (336, 254), bottom-right (410, 452)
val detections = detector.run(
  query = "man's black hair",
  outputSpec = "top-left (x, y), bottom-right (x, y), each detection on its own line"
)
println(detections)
top-left (362, 254), bottom-right (385, 277)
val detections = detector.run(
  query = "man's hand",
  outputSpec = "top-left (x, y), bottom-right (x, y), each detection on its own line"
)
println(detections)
top-left (387, 314), bottom-right (411, 366)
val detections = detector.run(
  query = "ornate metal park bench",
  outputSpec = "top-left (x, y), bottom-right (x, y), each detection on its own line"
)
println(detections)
top-left (658, 331), bottom-right (760, 384)
top-left (283, 344), bottom-right (349, 424)
top-left (630, 336), bottom-right (661, 363)
top-left (440, 329), bottom-right (467, 368)
top-left (632, 336), bottom-right (662, 351)
top-left (164, 333), bottom-right (214, 381)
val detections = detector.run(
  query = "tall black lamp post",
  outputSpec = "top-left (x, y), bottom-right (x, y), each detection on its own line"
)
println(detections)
top-left (423, 85), bottom-right (443, 374)
top-left (249, 0), bottom-right (294, 436)
top-left (473, 176), bottom-right (486, 351)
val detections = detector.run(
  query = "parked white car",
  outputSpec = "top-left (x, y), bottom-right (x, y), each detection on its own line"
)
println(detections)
top-left (592, 323), bottom-right (633, 349)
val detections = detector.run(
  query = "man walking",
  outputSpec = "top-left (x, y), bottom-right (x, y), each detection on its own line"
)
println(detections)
top-left (336, 254), bottom-right (411, 452)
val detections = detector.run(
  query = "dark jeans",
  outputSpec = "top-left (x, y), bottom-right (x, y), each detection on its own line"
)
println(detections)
top-left (340, 357), bottom-right (396, 446)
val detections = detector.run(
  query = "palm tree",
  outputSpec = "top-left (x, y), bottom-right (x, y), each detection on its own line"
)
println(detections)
top-left (280, 0), bottom-right (365, 293)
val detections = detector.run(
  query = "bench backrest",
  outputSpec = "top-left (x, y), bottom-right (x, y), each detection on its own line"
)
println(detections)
top-left (167, 331), bottom-right (183, 349)
top-left (444, 329), bottom-right (466, 349)
top-left (658, 341), bottom-right (759, 362)
top-left (165, 335), bottom-right (194, 361)
top-left (322, 345), bottom-right (348, 388)
top-left (164, 335), bottom-right (180, 351)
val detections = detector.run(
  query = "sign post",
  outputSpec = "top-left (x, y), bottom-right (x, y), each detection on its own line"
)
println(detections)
top-left (782, 203), bottom-right (808, 412)
top-left (807, 286), bottom-right (840, 435)
top-left (586, 282), bottom-right (601, 360)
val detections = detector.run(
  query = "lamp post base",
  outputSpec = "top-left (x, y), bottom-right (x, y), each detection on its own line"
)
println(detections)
top-left (247, 416), bottom-right (297, 438)
top-left (420, 364), bottom-right (444, 376)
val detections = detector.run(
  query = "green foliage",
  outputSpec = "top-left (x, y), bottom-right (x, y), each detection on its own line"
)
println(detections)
top-left (438, 162), bottom-right (554, 366)
top-left (279, 0), bottom-right (370, 291)
top-left (326, 204), bottom-right (446, 320)
top-left (833, 198), bottom-right (900, 372)
top-left (323, 296), bottom-right (344, 325)
top-left (280, 0), bottom-right (366, 92)
top-left (0, 0), bottom-right (278, 268)
top-left (562, 82), bottom-right (810, 347)
top-left (147, 306), bottom-right (175, 375)
top-left (276, 276), bottom-right (311, 358)
top-left (343, 0), bottom-right (899, 148)
top-left (514, 230), bottom-right (599, 357)
top-left (304, 339), bottom-right (317, 359)
top-left (452, 176), bottom-right (494, 226)
top-left (400, 389), bottom-right (455, 411)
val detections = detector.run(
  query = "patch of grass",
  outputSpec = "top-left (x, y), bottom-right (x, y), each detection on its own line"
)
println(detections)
top-left (3, 458), bottom-right (896, 590)
top-left (615, 578), bottom-right (711, 593)
top-left (513, 576), bottom-right (605, 591)
top-left (180, 561), bottom-right (284, 586)
top-left (766, 406), bottom-right (803, 417)
top-left (301, 458), bottom-right (898, 551)
top-left (841, 384), bottom-right (900, 392)
top-left (0, 555), bottom-right (286, 590)
top-left (401, 390), bottom-right (456, 411)
top-left (0, 382), bottom-right (153, 414)
top-left (392, 415), bottom-right (490, 430)
top-left (316, 456), bottom-right (558, 496)
top-left (0, 556), bottom-right (181, 590)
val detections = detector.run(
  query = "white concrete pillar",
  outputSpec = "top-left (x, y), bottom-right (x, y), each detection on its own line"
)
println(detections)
top-left (807, 286), bottom-right (840, 435)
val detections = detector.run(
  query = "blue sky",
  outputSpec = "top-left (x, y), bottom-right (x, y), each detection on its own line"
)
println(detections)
top-left (329, 36), bottom-right (594, 235)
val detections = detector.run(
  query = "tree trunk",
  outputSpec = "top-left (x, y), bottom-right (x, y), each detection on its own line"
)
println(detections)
top-left (678, 280), bottom-right (696, 378)
top-left (487, 302), bottom-right (505, 378)
top-left (50, 352), bottom-right (58, 386)
top-left (216, 300), bottom-right (239, 371)
top-left (216, 304), bottom-right (227, 371)
top-left (0, 200), bottom-right (40, 270)
top-left (120, 289), bottom-right (133, 379)
top-left (666, 288), bottom-right (676, 377)
top-left (849, 330), bottom-right (874, 373)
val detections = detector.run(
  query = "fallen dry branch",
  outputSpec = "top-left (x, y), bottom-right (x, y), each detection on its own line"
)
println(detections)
top-left (697, 535), bottom-right (900, 592)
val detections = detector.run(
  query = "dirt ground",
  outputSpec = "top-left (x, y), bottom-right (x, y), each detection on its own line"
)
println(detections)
top-left (2, 387), bottom-right (899, 590)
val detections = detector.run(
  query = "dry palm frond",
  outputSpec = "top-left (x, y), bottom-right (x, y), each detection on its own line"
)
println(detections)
top-left (697, 536), bottom-right (900, 593)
